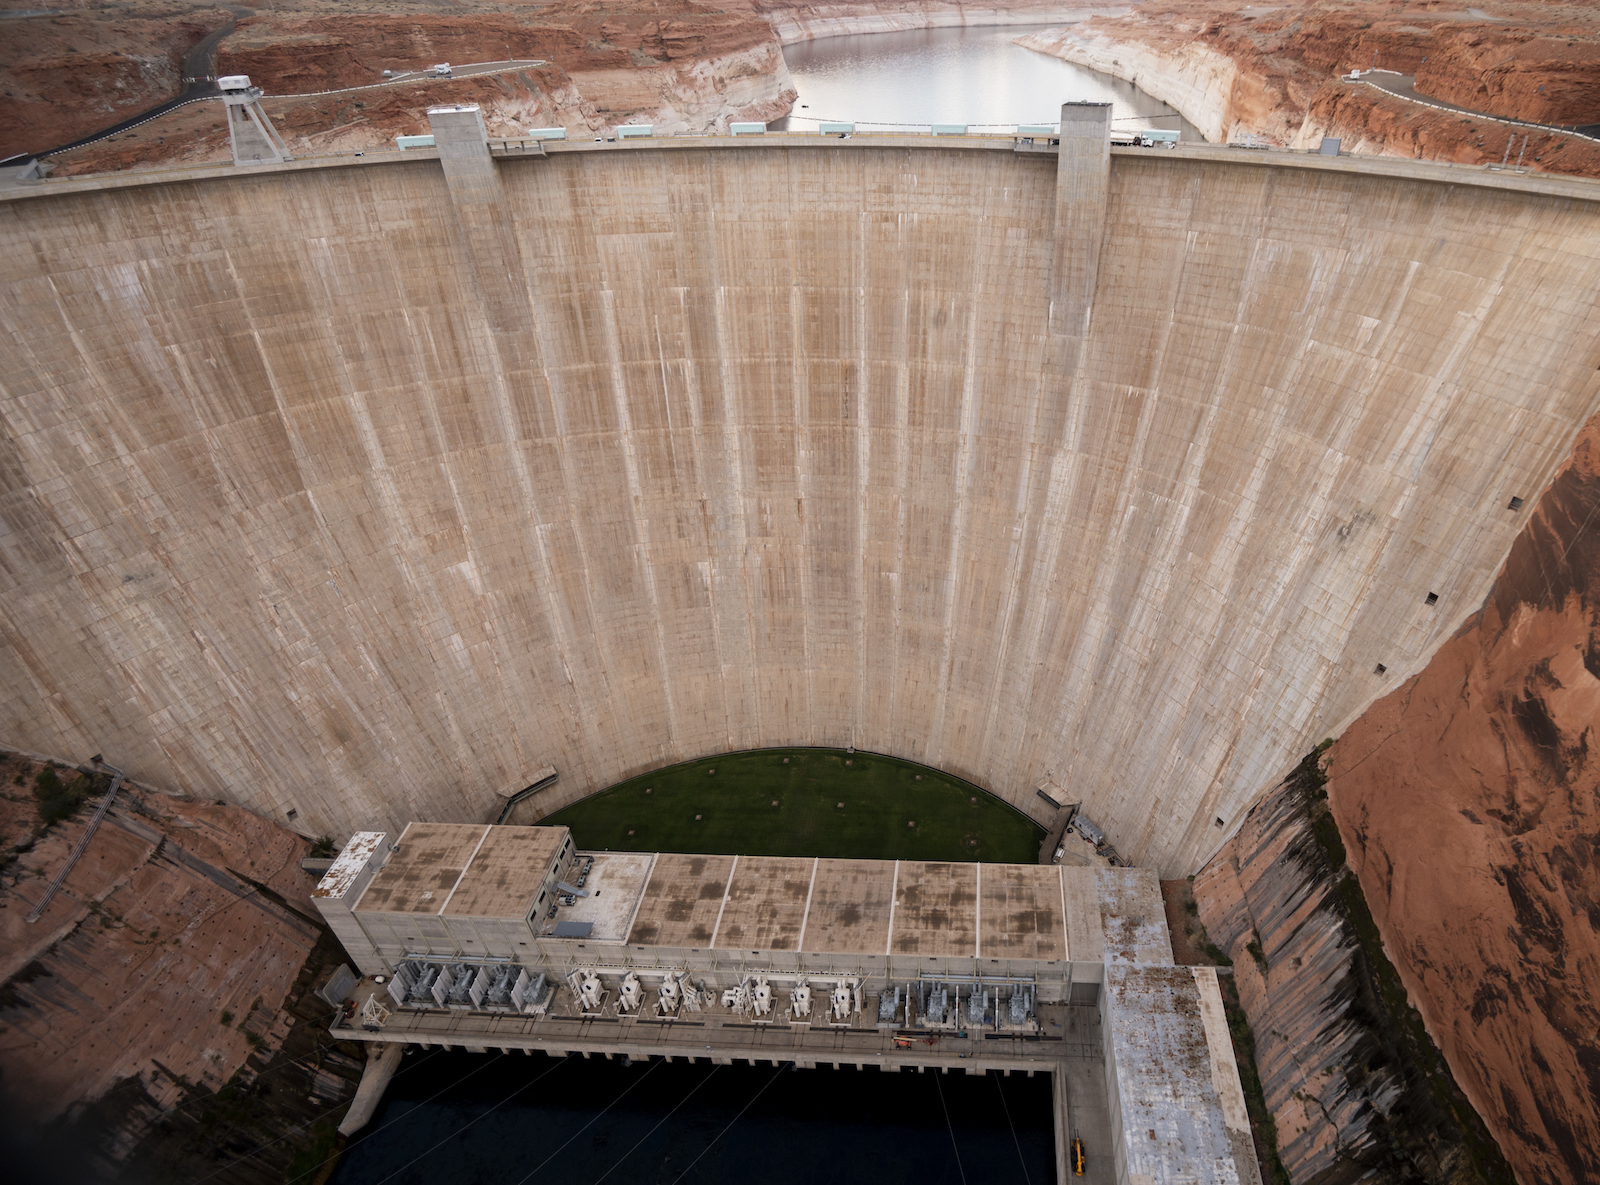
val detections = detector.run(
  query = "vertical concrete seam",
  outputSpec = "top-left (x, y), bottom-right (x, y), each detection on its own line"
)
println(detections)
top-left (1059, 863), bottom-right (1070, 963)
top-left (885, 859), bottom-right (900, 955)
top-left (974, 861), bottom-right (982, 959)
top-left (437, 823), bottom-right (493, 915)
top-left (709, 854), bottom-right (739, 948)
top-left (796, 857), bottom-right (819, 951)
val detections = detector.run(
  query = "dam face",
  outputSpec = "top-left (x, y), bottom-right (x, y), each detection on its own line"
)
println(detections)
top-left (2, 128), bottom-right (1598, 875)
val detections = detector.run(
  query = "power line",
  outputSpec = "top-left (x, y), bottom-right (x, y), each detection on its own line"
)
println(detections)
top-left (364, 1053), bottom-right (572, 1185)
top-left (593, 1063), bottom-right (722, 1183)
top-left (187, 1045), bottom-right (446, 1183)
top-left (668, 1060), bottom-right (789, 1184)
top-left (934, 1071), bottom-right (969, 1185)
top-left (511, 1057), bottom-right (664, 1184)
top-left (994, 1072), bottom-right (1033, 1185)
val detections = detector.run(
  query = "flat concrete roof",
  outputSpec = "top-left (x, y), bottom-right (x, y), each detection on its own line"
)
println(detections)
top-left (799, 858), bottom-right (896, 955)
top-left (344, 825), bottom-right (1134, 964)
top-left (626, 853), bottom-right (735, 948)
top-left (712, 855), bottom-right (813, 952)
top-left (980, 863), bottom-right (1067, 961)
top-left (555, 852), bottom-right (654, 942)
top-left (1098, 867), bottom-right (1171, 965)
top-left (892, 861), bottom-right (978, 958)
top-left (443, 825), bottom-right (567, 919)
top-left (355, 822), bottom-right (488, 915)
top-left (1106, 964), bottom-right (1244, 1185)
top-left (312, 831), bottom-right (387, 900)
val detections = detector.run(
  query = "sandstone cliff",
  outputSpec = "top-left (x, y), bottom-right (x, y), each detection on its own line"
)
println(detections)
top-left (1415, 30), bottom-right (1600, 126)
top-left (1324, 412), bottom-right (1600, 1185)
top-left (1017, 1), bottom-right (1600, 176)
top-left (217, 6), bottom-right (796, 137)
top-left (1287, 81), bottom-right (1600, 176)
top-left (0, 757), bottom-right (321, 1125)
top-left (0, 752), bottom-right (371, 1179)
top-left (701, 0), bottom-right (1123, 44)
top-left (0, 8), bottom-right (219, 159)
top-left (15, 1), bottom-right (798, 174)
top-left (1196, 750), bottom-right (1513, 1185)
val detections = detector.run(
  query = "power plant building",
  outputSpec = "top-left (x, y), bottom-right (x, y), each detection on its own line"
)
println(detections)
top-left (316, 823), bottom-right (1257, 1185)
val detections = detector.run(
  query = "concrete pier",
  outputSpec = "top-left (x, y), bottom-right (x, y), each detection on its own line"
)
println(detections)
top-left (337, 1042), bottom-right (404, 1135)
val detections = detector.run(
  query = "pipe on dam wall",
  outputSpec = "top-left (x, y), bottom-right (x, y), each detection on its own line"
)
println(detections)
top-left (1, 133), bottom-right (1598, 875)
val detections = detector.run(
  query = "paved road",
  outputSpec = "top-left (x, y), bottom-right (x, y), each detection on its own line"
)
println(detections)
top-left (1356, 71), bottom-right (1600, 142)
top-left (7, 8), bottom-right (249, 163)
top-left (5, 49), bottom-right (552, 166)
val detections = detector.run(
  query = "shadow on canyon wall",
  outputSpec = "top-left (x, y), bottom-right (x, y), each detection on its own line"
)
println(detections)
top-left (1195, 748), bottom-right (1512, 1185)
top-left (0, 754), bottom-right (368, 1181)
top-left (1325, 412), bottom-right (1600, 1185)
top-left (1199, 409), bottom-right (1600, 1185)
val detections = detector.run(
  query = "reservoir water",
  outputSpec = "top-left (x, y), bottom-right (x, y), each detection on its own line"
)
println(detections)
top-left (327, 1050), bottom-right (1056, 1184)
top-left (772, 24), bottom-right (1201, 140)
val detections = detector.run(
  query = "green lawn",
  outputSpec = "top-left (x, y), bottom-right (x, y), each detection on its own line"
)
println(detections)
top-left (538, 748), bottom-right (1045, 864)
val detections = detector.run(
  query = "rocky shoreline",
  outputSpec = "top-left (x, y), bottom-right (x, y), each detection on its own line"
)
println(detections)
top-left (1014, 1), bottom-right (1600, 177)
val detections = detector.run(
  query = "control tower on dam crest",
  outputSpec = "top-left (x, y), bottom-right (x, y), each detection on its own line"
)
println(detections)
top-left (1, 105), bottom-right (1599, 875)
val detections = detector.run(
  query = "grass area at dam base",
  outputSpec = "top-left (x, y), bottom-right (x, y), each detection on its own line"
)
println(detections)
top-left (537, 748), bottom-right (1046, 863)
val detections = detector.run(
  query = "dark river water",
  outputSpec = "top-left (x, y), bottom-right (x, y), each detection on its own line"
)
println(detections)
top-left (328, 1050), bottom-right (1055, 1185)
top-left (771, 24), bottom-right (1201, 140)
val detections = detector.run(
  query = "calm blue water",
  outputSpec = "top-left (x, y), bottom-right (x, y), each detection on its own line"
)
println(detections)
top-left (328, 1050), bottom-right (1054, 1184)
top-left (772, 24), bottom-right (1202, 140)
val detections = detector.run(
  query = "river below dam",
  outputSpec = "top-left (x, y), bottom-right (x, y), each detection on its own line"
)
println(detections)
top-left (327, 1050), bottom-right (1056, 1184)
top-left (770, 24), bottom-right (1202, 139)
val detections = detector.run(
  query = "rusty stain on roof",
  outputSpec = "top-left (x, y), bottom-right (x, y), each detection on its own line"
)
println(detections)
top-left (312, 831), bottom-right (388, 899)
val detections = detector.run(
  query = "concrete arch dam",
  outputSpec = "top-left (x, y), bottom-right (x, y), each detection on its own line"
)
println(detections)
top-left (3, 116), bottom-right (1598, 876)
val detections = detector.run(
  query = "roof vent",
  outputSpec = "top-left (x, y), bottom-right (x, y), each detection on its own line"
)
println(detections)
top-left (1508, 496), bottom-right (1524, 511)
top-left (1374, 663), bottom-right (1387, 675)
top-left (1425, 592), bottom-right (1439, 606)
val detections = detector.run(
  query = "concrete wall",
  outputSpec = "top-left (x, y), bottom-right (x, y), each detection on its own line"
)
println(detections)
top-left (3, 143), bottom-right (1599, 874)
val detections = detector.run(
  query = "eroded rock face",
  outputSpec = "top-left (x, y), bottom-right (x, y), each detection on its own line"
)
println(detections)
top-left (12, 1), bottom-right (798, 173)
top-left (1416, 33), bottom-right (1600, 126)
top-left (0, 761), bottom-right (321, 1126)
top-left (1195, 754), bottom-right (1511, 1185)
top-left (0, 11), bottom-right (208, 159)
top-left (1017, 1), bottom-right (1600, 178)
top-left (1325, 415), bottom-right (1600, 1185)
top-left (701, 0), bottom-right (1117, 44)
